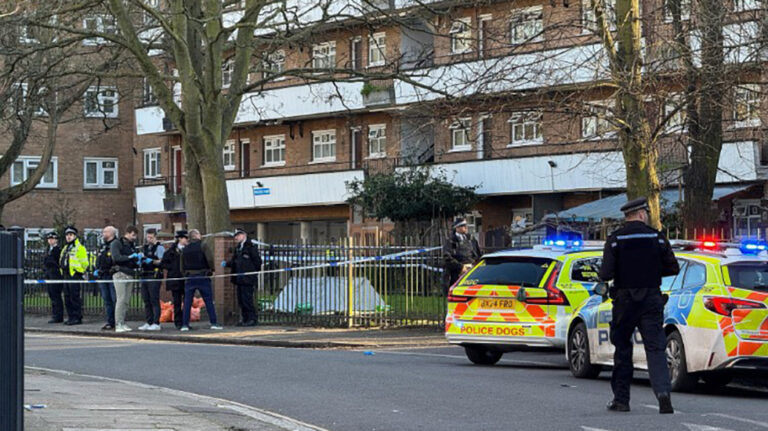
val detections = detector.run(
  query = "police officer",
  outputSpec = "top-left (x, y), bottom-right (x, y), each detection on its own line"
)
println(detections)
top-left (180, 229), bottom-right (222, 331)
top-left (599, 197), bottom-right (679, 414)
top-left (443, 218), bottom-right (481, 291)
top-left (161, 230), bottom-right (189, 330)
top-left (59, 226), bottom-right (86, 325)
top-left (43, 231), bottom-right (63, 324)
top-left (222, 229), bottom-right (261, 326)
top-left (139, 228), bottom-right (165, 331)
top-left (94, 226), bottom-right (118, 330)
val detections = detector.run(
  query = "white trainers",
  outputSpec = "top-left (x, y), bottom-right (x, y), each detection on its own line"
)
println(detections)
top-left (210, 325), bottom-right (223, 330)
top-left (115, 324), bottom-right (132, 333)
top-left (147, 324), bottom-right (161, 331)
top-left (137, 323), bottom-right (150, 331)
top-left (180, 326), bottom-right (190, 332)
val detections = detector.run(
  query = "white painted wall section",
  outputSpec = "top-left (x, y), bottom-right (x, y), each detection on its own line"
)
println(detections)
top-left (135, 106), bottom-right (166, 135)
top-left (135, 185), bottom-right (166, 214)
top-left (227, 170), bottom-right (364, 209)
top-left (235, 82), bottom-right (364, 124)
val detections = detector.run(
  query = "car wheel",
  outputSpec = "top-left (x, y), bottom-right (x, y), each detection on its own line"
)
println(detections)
top-left (568, 322), bottom-right (602, 378)
top-left (701, 374), bottom-right (732, 389)
top-left (464, 345), bottom-right (502, 365)
top-left (666, 331), bottom-right (698, 392)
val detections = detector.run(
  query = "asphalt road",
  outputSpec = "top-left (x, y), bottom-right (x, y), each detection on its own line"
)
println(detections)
top-left (25, 334), bottom-right (768, 431)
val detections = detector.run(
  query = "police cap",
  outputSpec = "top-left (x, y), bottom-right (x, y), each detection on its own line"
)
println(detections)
top-left (46, 231), bottom-right (59, 239)
top-left (64, 226), bottom-right (78, 235)
top-left (175, 229), bottom-right (189, 239)
top-left (453, 218), bottom-right (467, 229)
top-left (620, 197), bottom-right (650, 214)
top-left (233, 228), bottom-right (247, 237)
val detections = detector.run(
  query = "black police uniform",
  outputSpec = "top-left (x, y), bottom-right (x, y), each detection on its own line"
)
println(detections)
top-left (161, 240), bottom-right (185, 329)
top-left (225, 239), bottom-right (261, 325)
top-left (443, 231), bottom-right (481, 291)
top-left (43, 242), bottom-right (63, 322)
top-left (599, 199), bottom-right (679, 410)
top-left (141, 242), bottom-right (164, 326)
top-left (95, 237), bottom-right (117, 327)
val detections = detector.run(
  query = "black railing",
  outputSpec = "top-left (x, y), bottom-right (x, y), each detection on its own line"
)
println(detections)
top-left (0, 232), bottom-right (23, 431)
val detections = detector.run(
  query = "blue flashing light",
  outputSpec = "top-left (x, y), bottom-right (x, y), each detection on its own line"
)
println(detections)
top-left (543, 233), bottom-right (583, 249)
top-left (740, 239), bottom-right (768, 255)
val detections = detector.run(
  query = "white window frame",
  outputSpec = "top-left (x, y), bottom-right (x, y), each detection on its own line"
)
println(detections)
top-left (82, 14), bottom-right (117, 46)
top-left (222, 60), bottom-right (233, 88)
top-left (142, 77), bottom-right (157, 105)
top-left (450, 18), bottom-right (472, 54)
top-left (508, 112), bottom-right (543, 146)
top-left (143, 148), bottom-right (161, 179)
top-left (732, 83), bottom-right (761, 128)
top-left (368, 32), bottom-right (386, 67)
top-left (311, 130), bottom-right (337, 163)
top-left (581, 0), bottom-right (616, 34)
top-left (10, 83), bottom-right (49, 117)
top-left (312, 41), bottom-right (337, 70)
top-left (143, 0), bottom-right (160, 25)
top-left (263, 50), bottom-right (285, 80)
top-left (367, 124), bottom-right (387, 158)
top-left (223, 140), bottom-right (236, 171)
top-left (664, 0), bottom-right (691, 22)
top-left (83, 157), bottom-right (118, 189)
top-left (11, 156), bottom-right (58, 189)
top-left (582, 100), bottom-right (615, 139)
top-left (734, 0), bottom-right (759, 11)
top-left (663, 93), bottom-right (686, 134)
top-left (263, 134), bottom-right (286, 166)
top-left (84, 86), bottom-right (119, 118)
top-left (450, 118), bottom-right (472, 151)
top-left (510, 7), bottom-right (544, 44)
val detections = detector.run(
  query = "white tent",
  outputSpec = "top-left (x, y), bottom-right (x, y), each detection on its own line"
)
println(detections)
top-left (273, 276), bottom-right (387, 313)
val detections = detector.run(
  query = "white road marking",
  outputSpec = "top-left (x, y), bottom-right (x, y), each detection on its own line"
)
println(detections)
top-left (642, 404), bottom-right (684, 414)
top-left (682, 423), bottom-right (735, 431)
top-left (581, 427), bottom-right (614, 431)
top-left (703, 414), bottom-right (768, 428)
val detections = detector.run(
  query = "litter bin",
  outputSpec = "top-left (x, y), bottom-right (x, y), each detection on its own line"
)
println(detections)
top-left (0, 231), bottom-right (24, 431)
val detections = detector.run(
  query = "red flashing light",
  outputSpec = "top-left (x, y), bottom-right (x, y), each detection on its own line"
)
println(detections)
top-left (702, 241), bottom-right (717, 249)
top-left (447, 293), bottom-right (471, 303)
top-left (526, 264), bottom-right (569, 306)
top-left (703, 296), bottom-right (766, 316)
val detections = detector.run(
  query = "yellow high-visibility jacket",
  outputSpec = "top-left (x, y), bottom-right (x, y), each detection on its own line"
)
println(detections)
top-left (60, 238), bottom-right (88, 277)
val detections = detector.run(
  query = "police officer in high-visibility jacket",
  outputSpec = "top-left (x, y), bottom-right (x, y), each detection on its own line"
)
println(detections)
top-left (599, 198), bottom-right (679, 414)
top-left (59, 226), bottom-right (87, 325)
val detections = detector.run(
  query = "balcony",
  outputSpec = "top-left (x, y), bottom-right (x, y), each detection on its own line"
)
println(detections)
top-left (136, 176), bottom-right (184, 214)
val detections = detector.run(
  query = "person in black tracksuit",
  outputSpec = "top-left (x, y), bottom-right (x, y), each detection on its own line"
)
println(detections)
top-left (139, 229), bottom-right (165, 330)
top-left (222, 229), bottom-right (261, 326)
top-left (94, 226), bottom-right (118, 330)
top-left (443, 218), bottom-right (481, 292)
top-left (43, 232), bottom-right (63, 323)
top-left (161, 230), bottom-right (189, 329)
top-left (599, 197), bottom-right (680, 414)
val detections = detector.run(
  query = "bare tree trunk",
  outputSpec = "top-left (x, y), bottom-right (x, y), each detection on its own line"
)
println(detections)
top-left (184, 145), bottom-right (206, 232)
top-left (682, 0), bottom-right (725, 232)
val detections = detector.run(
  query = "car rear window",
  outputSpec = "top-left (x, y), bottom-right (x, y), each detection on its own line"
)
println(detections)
top-left (459, 257), bottom-right (553, 287)
top-left (727, 262), bottom-right (768, 292)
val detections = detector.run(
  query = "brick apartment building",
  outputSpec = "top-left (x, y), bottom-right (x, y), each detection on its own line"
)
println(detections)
top-left (5, 0), bottom-right (768, 245)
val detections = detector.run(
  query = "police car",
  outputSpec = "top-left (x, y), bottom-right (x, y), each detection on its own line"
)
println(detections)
top-left (566, 240), bottom-right (768, 391)
top-left (445, 238), bottom-right (604, 365)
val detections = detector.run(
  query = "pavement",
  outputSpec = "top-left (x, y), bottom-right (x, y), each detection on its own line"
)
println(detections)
top-left (24, 367), bottom-right (326, 431)
top-left (24, 315), bottom-right (449, 349)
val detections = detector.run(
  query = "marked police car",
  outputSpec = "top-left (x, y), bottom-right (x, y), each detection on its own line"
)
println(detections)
top-left (445, 238), bottom-right (603, 365)
top-left (566, 240), bottom-right (768, 391)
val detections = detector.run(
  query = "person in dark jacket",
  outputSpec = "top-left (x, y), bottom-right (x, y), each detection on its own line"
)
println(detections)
top-left (599, 197), bottom-right (680, 414)
top-left (43, 231), bottom-right (63, 324)
top-left (161, 230), bottom-right (189, 329)
top-left (111, 225), bottom-right (142, 333)
top-left (222, 229), bottom-right (261, 326)
top-left (138, 228), bottom-right (165, 331)
top-left (94, 226), bottom-right (118, 330)
top-left (180, 229), bottom-right (221, 331)
top-left (443, 218), bottom-right (481, 292)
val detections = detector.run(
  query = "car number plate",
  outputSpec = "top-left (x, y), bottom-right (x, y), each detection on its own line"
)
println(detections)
top-left (479, 299), bottom-right (516, 309)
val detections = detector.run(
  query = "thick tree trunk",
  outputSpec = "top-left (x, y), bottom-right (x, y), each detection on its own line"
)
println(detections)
top-left (682, 0), bottom-right (725, 233)
top-left (184, 144), bottom-right (207, 233)
top-left (199, 153), bottom-right (232, 234)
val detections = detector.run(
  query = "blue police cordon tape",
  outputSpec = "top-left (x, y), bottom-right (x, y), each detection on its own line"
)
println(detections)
top-left (25, 246), bottom-right (442, 285)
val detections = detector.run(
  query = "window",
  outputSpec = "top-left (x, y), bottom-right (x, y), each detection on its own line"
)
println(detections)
top-left (664, 0), bottom-right (691, 21)
top-left (581, 0), bottom-right (615, 33)
top-left (663, 93), bottom-right (686, 133)
top-left (458, 257), bottom-right (553, 287)
top-left (11, 156), bottom-right (57, 188)
top-left (368, 124), bottom-right (386, 158)
top-left (312, 41), bottom-right (337, 70)
top-left (450, 118), bottom-right (471, 150)
top-left (510, 7), bottom-right (543, 44)
top-left (312, 130), bottom-right (337, 162)
top-left (582, 101), bottom-right (614, 139)
top-left (223, 140), bottom-right (236, 171)
top-left (732, 84), bottom-right (761, 127)
top-left (222, 0), bottom-right (244, 10)
top-left (84, 158), bottom-right (118, 189)
top-left (571, 258), bottom-right (603, 282)
top-left (143, 149), bottom-right (161, 178)
top-left (683, 263), bottom-right (707, 289)
top-left (368, 32), bottom-right (386, 66)
top-left (350, 37), bottom-right (363, 70)
top-left (84, 86), bottom-right (119, 118)
top-left (734, 0), bottom-right (759, 11)
top-left (143, 0), bottom-right (160, 25)
top-left (263, 135), bottom-right (286, 165)
top-left (8, 83), bottom-right (48, 116)
top-left (222, 60), bottom-right (233, 88)
top-left (450, 18), bottom-right (472, 54)
top-left (142, 78), bottom-right (157, 105)
top-left (263, 50), bottom-right (285, 79)
top-left (508, 112), bottom-right (543, 145)
top-left (82, 14), bottom-right (117, 45)
top-left (733, 200), bottom-right (762, 238)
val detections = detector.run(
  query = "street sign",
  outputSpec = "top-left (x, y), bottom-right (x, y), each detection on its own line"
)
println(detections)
top-left (253, 187), bottom-right (270, 196)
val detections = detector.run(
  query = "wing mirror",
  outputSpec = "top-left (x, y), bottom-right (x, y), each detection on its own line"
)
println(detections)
top-left (594, 282), bottom-right (610, 301)
top-left (516, 287), bottom-right (549, 302)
